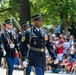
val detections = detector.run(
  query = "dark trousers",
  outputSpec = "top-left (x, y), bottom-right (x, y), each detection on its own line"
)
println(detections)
top-left (56, 33), bottom-right (60, 37)
top-left (6, 57), bottom-right (14, 75)
top-left (26, 66), bottom-right (44, 75)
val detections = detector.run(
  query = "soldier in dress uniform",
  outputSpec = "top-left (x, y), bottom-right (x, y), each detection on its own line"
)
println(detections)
top-left (19, 14), bottom-right (57, 75)
top-left (18, 21), bottom-right (30, 43)
top-left (3, 19), bottom-right (19, 75)
top-left (18, 21), bottom-right (30, 69)
top-left (0, 32), bottom-right (6, 66)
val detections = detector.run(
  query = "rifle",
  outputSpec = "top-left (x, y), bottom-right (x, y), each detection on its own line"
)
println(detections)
top-left (10, 15), bottom-right (23, 56)
top-left (10, 16), bottom-right (27, 74)
top-left (0, 22), bottom-right (13, 44)
top-left (10, 15), bottom-right (24, 35)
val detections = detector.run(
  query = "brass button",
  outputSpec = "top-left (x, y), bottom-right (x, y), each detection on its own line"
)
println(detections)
top-left (41, 49), bottom-right (44, 52)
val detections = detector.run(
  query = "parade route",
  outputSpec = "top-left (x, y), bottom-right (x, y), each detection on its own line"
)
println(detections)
top-left (0, 68), bottom-right (69, 75)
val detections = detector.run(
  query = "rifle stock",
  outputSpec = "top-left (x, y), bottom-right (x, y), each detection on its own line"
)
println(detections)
top-left (0, 22), bottom-right (13, 44)
top-left (10, 15), bottom-right (24, 35)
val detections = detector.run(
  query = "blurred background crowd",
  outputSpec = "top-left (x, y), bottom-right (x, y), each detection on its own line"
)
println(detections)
top-left (0, 23), bottom-right (76, 74)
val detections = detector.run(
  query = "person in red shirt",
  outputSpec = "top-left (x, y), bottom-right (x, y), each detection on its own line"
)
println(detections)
top-left (56, 39), bottom-right (64, 64)
top-left (65, 56), bottom-right (73, 73)
top-left (71, 59), bottom-right (76, 74)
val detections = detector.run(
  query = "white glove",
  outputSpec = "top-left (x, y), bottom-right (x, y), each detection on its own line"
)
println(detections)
top-left (2, 50), bottom-right (6, 56)
top-left (10, 44), bottom-right (15, 49)
top-left (22, 61), bottom-right (28, 67)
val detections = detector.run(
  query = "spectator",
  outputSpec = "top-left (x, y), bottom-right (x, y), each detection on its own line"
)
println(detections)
top-left (63, 38), bottom-right (70, 54)
top-left (71, 59), bottom-right (76, 74)
top-left (47, 57), bottom-right (59, 73)
top-left (45, 57), bottom-right (53, 73)
top-left (59, 54), bottom-right (68, 74)
top-left (45, 49), bottom-right (51, 72)
top-left (68, 35), bottom-right (74, 56)
top-left (65, 56), bottom-right (73, 74)
top-left (56, 39), bottom-right (64, 64)
top-left (55, 24), bottom-right (61, 37)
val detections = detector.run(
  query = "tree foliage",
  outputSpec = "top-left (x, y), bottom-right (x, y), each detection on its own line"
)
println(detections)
top-left (0, 0), bottom-right (76, 30)
top-left (30, 0), bottom-right (76, 25)
top-left (0, 0), bottom-right (19, 23)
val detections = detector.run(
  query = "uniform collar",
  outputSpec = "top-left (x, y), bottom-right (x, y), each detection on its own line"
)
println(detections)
top-left (35, 26), bottom-right (41, 32)
top-left (6, 29), bottom-right (11, 33)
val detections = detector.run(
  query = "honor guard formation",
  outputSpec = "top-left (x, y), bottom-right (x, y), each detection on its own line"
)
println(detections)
top-left (0, 14), bottom-right (76, 75)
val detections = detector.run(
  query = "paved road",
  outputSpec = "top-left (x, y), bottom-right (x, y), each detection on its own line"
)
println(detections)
top-left (0, 68), bottom-right (69, 75)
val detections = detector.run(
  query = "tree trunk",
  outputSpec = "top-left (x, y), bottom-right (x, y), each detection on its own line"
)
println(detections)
top-left (20, 0), bottom-right (30, 23)
top-left (60, 11), bottom-right (65, 32)
top-left (60, 11), bottom-right (68, 36)
top-left (65, 20), bottom-right (68, 36)
top-left (64, 13), bottom-right (68, 36)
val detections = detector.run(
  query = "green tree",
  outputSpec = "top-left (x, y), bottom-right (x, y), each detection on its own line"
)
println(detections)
top-left (0, 0), bottom-right (76, 34)
top-left (0, 0), bottom-right (19, 23)
top-left (30, 0), bottom-right (76, 35)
